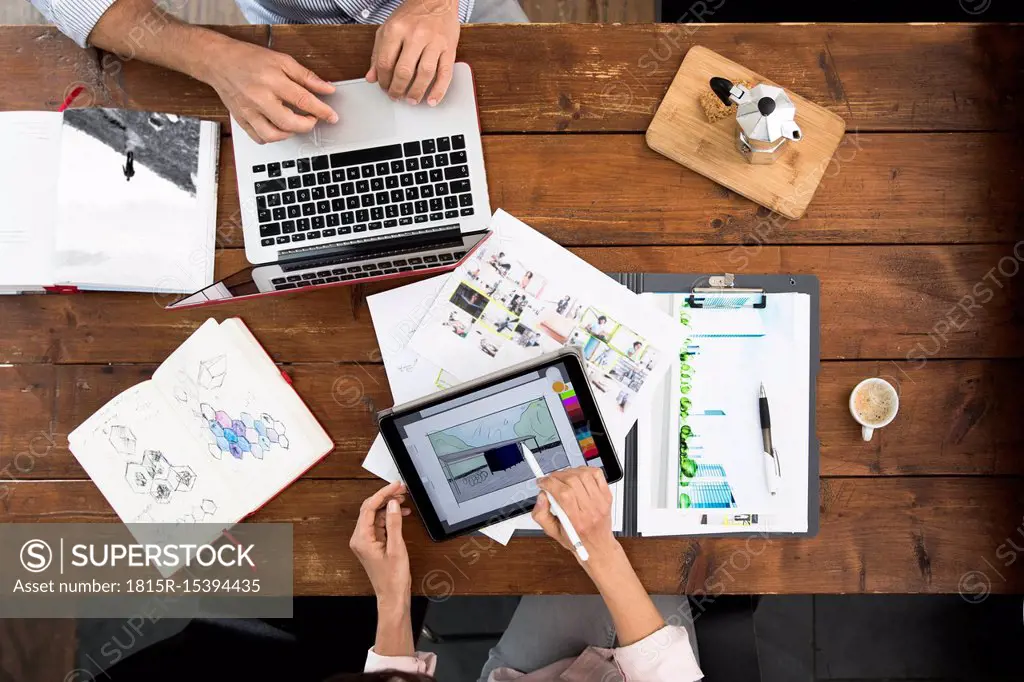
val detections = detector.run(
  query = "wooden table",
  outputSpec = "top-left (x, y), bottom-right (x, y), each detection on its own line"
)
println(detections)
top-left (2, 23), bottom-right (1023, 597)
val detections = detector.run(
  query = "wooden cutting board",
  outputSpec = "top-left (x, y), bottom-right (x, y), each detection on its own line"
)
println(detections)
top-left (646, 45), bottom-right (846, 220)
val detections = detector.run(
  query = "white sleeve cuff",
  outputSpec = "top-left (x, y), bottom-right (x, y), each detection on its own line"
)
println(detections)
top-left (364, 648), bottom-right (438, 675)
top-left (50, 0), bottom-right (119, 48)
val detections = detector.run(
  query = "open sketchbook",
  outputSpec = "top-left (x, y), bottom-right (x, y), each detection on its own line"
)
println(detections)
top-left (0, 108), bottom-right (219, 294)
top-left (68, 319), bottom-right (333, 549)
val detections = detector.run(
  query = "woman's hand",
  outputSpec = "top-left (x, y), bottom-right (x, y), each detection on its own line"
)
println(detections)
top-left (349, 481), bottom-right (414, 610)
top-left (531, 467), bottom-right (621, 566)
top-left (350, 481), bottom-right (417, 658)
top-left (534, 467), bottom-right (667, 646)
top-left (366, 0), bottom-right (461, 105)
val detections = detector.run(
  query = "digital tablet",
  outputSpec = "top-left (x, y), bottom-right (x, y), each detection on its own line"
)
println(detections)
top-left (378, 348), bottom-right (623, 541)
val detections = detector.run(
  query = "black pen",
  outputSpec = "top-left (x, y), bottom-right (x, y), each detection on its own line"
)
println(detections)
top-left (759, 383), bottom-right (780, 495)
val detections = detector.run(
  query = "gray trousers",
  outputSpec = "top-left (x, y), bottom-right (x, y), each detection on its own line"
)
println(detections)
top-left (470, 0), bottom-right (530, 22)
top-left (477, 595), bottom-right (700, 680)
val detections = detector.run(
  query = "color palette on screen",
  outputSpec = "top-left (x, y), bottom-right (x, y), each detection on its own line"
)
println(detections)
top-left (557, 385), bottom-right (600, 460)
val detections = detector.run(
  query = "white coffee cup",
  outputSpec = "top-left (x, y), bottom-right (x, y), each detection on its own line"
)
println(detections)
top-left (849, 378), bottom-right (899, 441)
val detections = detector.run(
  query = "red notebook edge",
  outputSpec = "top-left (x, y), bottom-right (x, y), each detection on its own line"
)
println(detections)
top-left (228, 317), bottom-right (338, 522)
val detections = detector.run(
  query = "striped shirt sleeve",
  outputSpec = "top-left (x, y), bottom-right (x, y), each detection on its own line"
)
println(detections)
top-left (29, 0), bottom-right (118, 48)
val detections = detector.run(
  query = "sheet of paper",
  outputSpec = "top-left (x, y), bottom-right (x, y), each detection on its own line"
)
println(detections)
top-left (0, 111), bottom-right (62, 289)
top-left (365, 277), bottom-right (516, 544)
top-left (53, 110), bottom-right (216, 293)
top-left (637, 293), bottom-right (811, 536)
top-left (370, 275), bottom-right (458, 403)
top-left (364, 274), bottom-right (625, 544)
top-left (408, 210), bottom-right (682, 443)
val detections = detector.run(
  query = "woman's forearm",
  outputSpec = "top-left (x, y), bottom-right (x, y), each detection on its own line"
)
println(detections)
top-left (373, 599), bottom-right (416, 657)
top-left (585, 541), bottom-right (666, 646)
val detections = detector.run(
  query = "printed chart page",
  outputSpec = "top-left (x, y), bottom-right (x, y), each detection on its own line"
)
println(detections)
top-left (408, 210), bottom-right (682, 443)
top-left (637, 292), bottom-right (811, 536)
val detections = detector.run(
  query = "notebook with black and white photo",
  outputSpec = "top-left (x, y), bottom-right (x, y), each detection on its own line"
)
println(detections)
top-left (0, 108), bottom-right (220, 294)
top-left (166, 62), bottom-right (491, 310)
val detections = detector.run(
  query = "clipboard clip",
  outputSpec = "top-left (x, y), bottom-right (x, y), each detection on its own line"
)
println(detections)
top-left (687, 273), bottom-right (767, 309)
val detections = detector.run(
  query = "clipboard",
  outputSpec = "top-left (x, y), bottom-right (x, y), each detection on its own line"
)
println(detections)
top-left (613, 272), bottom-right (821, 538)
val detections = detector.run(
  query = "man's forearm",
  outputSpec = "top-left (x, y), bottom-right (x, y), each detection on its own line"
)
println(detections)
top-left (585, 541), bottom-right (667, 646)
top-left (87, 0), bottom-right (229, 84)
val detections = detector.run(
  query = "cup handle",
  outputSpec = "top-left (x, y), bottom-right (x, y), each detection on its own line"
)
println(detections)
top-left (861, 425), bottom-right (874, 442)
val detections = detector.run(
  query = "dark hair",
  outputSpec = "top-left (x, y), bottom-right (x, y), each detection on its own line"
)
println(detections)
top-left (597, 315), bottom-right (607, 323)
top-left (633, 341), bottom-right (642, 348)
top-left (325, 672), bottom-right (435, 682)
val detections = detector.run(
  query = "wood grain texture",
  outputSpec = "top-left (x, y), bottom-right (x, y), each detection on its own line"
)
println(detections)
top-left (520, 0), bottom-right (656, 23)
top-left (0, 619), bottom-right (76, 682)
top-left (1, 24), bottom-right (1021, 131)
top-left (207, 133), bottom-right (1024, 248)
top-left (1, 23), bottom-right (1020, 598)
top-left (647, 45), bottom-right (847, 219)
top-left (2, 360), bottom-right (1022, 481)
top-left (0, 245), bottom-right (1020, 364)
top-left (0, 0), bottom-right (646, 26)
top-left (2, 477), bottom-right (1022, 595)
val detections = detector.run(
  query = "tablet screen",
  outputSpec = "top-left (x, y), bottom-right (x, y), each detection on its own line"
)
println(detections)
top-left (388, 358), bottom-right (612, 535)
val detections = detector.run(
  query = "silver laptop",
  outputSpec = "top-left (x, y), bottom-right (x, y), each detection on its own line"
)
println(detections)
top-left (168, 62), bottom-right (490, 310)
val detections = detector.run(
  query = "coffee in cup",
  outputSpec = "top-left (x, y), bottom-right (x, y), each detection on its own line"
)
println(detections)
top-left (849, 378), bottom-right (899, 441)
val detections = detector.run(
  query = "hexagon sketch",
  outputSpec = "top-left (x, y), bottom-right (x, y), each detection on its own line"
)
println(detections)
top-left (125, 462), bottom-right (153, 494)
top-left (170, 465), bottom-right (196, 492)
top-left (151, 481), bottom-right (173, 503)
top-left (142, 450), bottom-right (170, 480)
top-left (197, 354), bottom-right (227, 390)
top-left (108, 425), bottom-right (137, 456)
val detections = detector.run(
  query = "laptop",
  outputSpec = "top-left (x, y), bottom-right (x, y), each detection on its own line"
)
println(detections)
top-left (167, 62), bottom-right (491, 310)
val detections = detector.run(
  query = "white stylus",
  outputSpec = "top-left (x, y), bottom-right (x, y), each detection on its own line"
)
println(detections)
top-left (520, 443), bottom-right (589, 562)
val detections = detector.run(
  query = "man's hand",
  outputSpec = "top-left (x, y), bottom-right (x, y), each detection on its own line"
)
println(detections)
top-left (366, 0), bottom-right (461, 106)
top-left (349, 481), bottom-right (414, 609)
top-left (199, 36), bottom-right (339, 144)
top-left (532, 467), bottom-right (620, 565)
top-left (82, 0), bottom-right (337, 145)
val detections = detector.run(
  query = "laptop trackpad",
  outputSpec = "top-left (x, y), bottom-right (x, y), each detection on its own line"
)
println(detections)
top-left (314, 81), bottom-right (396, 146)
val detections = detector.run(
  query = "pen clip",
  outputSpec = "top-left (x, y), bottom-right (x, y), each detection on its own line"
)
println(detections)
top-left (771, 447), bottom-right (781, 477)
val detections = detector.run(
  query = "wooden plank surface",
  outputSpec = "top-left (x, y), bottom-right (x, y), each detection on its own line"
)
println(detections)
top-left (2, 478), bottom-right (1022, 595)
top-left (519, 0), bottom-right (656, 23)
top-left (2, 360), bottom-right (1022, 481)
top-left (205, 133), bottom-right (1024, 249)
top-left (0, 0), bottom-right (654, 25)
top-left (646, 45), bottom-right (847, 220)
top-left (1, 24), bottom-right (1021, 132)
top-left (0, 245), bottom-right (1021, 364)
top-left (1, 23), bottom-right (1020, 599)
top-left (0, 619), bottom-right (76, 682)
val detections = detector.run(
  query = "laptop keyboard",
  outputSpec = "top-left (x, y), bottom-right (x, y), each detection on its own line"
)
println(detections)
top-left (252, 135), bottom-right (476, 248)
top-left (268, 249), bottom-right (466, 290)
